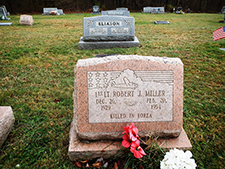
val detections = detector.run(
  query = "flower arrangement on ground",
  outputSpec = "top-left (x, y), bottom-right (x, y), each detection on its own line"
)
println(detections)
top-left (160, 148), bottom-right (197, 169)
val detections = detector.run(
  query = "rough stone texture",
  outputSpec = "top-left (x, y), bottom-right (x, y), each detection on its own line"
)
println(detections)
top-left (19, 15), bottom-right (33, 26)
top-left (68, 126), bottom-right (191, 161)
top-left (0, 106), bottom-right (15, 146)
top-left (72, 55), bottom-right (184, 141)
top-left (78, 36), bottom-right (140, 49)
top-left (82, 16), bottom-right (135, 41)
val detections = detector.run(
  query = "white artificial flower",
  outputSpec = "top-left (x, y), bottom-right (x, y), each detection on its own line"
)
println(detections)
top-left (160, 148), bottom-right (197, 169)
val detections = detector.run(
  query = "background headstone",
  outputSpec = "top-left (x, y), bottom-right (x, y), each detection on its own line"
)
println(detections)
top-left (57, 9), bottom-right (65, 15)
top-left (221, 6), bottom-right (225, 14)
top-left (0, 6), bottom-right (10, 20)
top-left (79, 15), bottom-right (140, 49)
top-left (0, 106), bottom-right (15, 146)
top-left (19, 15), bottom-right (33, 26)
top-left (101, 10), bottom-right (130, 17)
top-left (68, 55), bottom-right (192, 161)
top-left (116, 7), bottom-right (128, 11)
top-left (150, 7), bottom-right (165, 14)
top-left (42, 8), bottom-right (58, 15)
top-left (143, 7), bottom-right (151, 13)
top-left (92, 5), bottom-right (100, 14)
top-left (187, 8), bottom-right (191, 13)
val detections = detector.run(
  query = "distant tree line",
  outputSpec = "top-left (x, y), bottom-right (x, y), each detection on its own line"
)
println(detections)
top-left (1, 0), bottom-right (224, 14)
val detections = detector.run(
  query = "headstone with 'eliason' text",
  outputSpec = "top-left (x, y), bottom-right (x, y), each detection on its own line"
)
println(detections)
top-left (68, 55), bottom-right (192, 161)
top-left (78, 15), bottom-right (140, 49)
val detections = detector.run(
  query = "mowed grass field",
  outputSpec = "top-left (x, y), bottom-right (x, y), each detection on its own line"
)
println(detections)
top-left (0, 13), bottom-right (224, 168)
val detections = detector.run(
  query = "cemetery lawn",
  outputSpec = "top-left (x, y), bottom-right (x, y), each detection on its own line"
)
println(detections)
top-left (0, 13), bottom-right (224, 168)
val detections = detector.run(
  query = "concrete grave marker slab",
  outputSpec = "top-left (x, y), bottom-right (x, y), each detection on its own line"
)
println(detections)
top-left (0, 22), bottom-right (12, 26)
top-left (19, 15), bottom-right (33, 26)
top-left (154, 21), bottom-right (170, 24)
top-left (0, 106), bottom-right (15, 146)
top-left (68, 55), bottom-right (192, 161)
top-left (102, 10), bottom-right (130, 17)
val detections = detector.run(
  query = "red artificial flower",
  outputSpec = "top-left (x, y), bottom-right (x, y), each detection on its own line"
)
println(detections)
top-left (122, 123), bottom-right (139, 141)
top-left (130, 140), bottom-right (146, 158)
top-left (122, 133), bottom-right (131, 148)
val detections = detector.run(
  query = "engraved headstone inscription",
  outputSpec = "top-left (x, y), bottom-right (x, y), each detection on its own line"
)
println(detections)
top-left (78, 15), bottom-right (140, 49)
top-left (68, 55), bottom-right (192, 161)
top-left (102, 10), bottom-right (130, 17)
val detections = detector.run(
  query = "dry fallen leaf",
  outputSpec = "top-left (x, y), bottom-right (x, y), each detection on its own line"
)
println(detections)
top-left (74, 161), bottom-right (82, 168)
top-left (139, 164), bottom-right (144, 169)
top-left (114, 162), bottom-right (118, 169)
top-left (92, 162), bottom-right (103, 168)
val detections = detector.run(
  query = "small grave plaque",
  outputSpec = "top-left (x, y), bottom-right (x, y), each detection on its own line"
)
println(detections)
top-left (82, 15), bottom-right (135, 41)
top-left (68, 55), bottom-right (192, 160)
top-left (19, 15), bottom-right (33, 26)
top-left (154, 21), bottom-right (170, 24)
top-left (102, 10), bottom-right (130, 17)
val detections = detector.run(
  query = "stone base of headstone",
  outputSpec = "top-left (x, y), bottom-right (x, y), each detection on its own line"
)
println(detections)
top-left (78, 36), bottom-right (140, 50)
top-left (92, 12), bottom-right (100, 15)
top-left (0, 106), bottom-right (15, 146)
top-left (68, 125), bottom-right (191, 161)
top-left (0, 22), bottom-right (12, 26)
top-left (154, 21), bottom-right (170, 24)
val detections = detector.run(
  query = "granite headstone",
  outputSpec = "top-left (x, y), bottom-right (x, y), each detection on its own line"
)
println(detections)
top-left (68, 55), bottom-right (192, 161)
top-left (0, 106), bottom-right (15, 146)
top-left (78, 15), bottom-right (140, 49)
top-left (19, 15), bottom-right (33, 26)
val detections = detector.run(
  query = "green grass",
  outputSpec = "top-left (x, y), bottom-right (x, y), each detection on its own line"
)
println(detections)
top-left (0, 13), bottom-right (225, 168)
